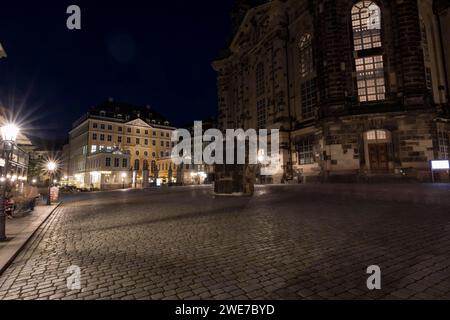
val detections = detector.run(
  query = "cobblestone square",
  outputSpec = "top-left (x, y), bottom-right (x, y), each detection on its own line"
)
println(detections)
top-left (0, 184), bottom-right (449, 300)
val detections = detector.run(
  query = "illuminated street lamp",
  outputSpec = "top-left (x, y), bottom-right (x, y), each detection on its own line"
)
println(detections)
top-left (0, 123), bottom-right (19, 241)
top-left (46, 161), bottom-right (57, 205)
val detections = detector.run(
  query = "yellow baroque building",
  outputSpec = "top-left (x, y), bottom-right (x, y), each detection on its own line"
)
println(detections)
top-left (67, 99), bottom-right (176, 190)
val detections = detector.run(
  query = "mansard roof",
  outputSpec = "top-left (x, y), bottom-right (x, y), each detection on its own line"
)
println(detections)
top-left (89, 99), bottom-right (168, 124)
top-left (72, 99), bottom-right (176, 130)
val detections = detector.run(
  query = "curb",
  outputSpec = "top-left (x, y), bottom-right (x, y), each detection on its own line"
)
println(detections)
top-left (0, 202), bottom-right (63, 276)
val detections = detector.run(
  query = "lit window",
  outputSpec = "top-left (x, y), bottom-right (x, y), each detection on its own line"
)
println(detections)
top-left (91, 145), bottom-right (97, 154)
top-left (256, 63), bottom-right (265, 97)
top-left (366, 130), bottom-right (387, 141)
top-left (355, 56), bottom-right (385, 102)
top-left (352, 1), bottom-right (385, 103)
top-left (352, 1), bottom-right (381, 51)
top-left (298, 33), bottom-right (313, 78)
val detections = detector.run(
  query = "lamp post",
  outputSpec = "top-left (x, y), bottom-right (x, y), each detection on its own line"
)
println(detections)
top-left (0, 123), bottom-right (19, 241)
top-left (257, 149), bottom-right (266, 185)
top-left (46, 161), bottom-right (57, 205)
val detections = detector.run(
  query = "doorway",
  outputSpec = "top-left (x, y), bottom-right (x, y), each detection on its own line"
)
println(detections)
top-left (368, 143), bottom-right (389, 173)
top-left (364, 129), bottom-right (391, 173)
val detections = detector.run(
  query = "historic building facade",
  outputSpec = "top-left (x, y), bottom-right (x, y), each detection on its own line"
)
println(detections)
top-left (68, 99), bottom-right (177, 189)
top-left (213, 0), bottom-right (450, 182)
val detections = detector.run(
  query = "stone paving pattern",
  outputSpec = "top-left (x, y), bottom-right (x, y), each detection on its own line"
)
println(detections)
top-left (0, 185), bottom-right (449, 300)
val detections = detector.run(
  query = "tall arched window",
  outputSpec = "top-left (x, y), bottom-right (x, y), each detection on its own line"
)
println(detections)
top-left (143, 160), bottom-right (149, 171)
top-left (351, 1), bottom-right (385, 102)
top-left (255, 63), bottom-right (265, 97)
top-left (298, 33), bottom-right (316, 119)
top-left (134, 159), bottom-right (140, 171)
top-left (420, 18), bottom-right (433, 90)
top-left (255, 63), bottom-right (266, 129)
top-left (298, 33), bottom-right (313, 78)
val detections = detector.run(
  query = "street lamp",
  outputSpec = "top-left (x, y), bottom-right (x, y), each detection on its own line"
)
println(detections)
top-left (46, 161), bottom-right (57, 205)
top-left (0, 123), bottom-right (19, 241)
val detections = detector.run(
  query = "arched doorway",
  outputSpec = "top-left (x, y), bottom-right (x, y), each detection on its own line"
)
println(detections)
top-left (364, 130), bottom-right (391, 173)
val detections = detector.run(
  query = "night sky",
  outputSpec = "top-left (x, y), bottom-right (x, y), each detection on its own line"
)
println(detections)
top-left (0, 0), bottom-right (233, 142)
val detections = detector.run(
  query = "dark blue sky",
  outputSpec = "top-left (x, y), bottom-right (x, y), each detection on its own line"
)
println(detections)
top-left (0, 0), bottom-right (234, 140)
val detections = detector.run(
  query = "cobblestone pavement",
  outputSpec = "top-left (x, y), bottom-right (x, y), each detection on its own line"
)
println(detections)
top-left (0, 184), bottom-right (449, 300)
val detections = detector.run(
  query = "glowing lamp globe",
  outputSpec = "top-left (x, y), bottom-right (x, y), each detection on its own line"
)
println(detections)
top-left (47, 161), bottom-right (57, 172)
top-left (1, 123), bottom-right (19, 142)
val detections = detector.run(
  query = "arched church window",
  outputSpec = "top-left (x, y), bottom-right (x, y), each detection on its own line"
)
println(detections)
top-left (255, 63), bottom-right (265, 97)
top-left (420, 18), bottom-right (433, 90)
top-left (298, 33), bottom-right (313, 78)
top-left (352, 1), bottom-right (385, 102)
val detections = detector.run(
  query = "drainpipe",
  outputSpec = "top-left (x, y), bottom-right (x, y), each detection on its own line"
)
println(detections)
top-left (284, 11), bottom-right (294, 180)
